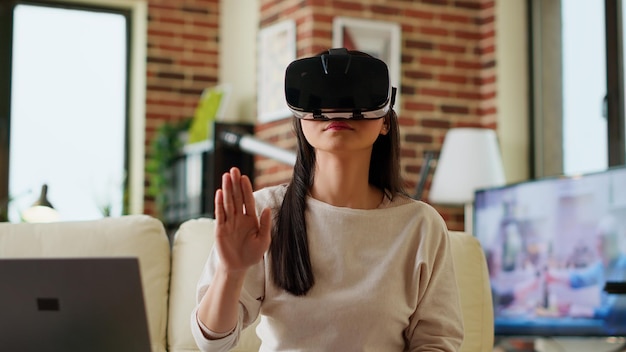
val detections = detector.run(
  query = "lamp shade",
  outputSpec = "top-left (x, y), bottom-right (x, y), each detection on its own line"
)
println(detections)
top-left (429, 128), bottom-right (506, 205)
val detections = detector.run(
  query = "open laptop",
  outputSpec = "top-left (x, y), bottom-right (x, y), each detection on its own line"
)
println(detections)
top-left (0, 257), bottom-right (152, 352)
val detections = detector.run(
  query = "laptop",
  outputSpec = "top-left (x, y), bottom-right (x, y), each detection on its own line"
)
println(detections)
top-left (0, 257), bottom-right (152, 352)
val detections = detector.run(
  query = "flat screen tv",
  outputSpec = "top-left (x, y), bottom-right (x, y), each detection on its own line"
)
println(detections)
top-left (473, 166), bottom-right (626, 337)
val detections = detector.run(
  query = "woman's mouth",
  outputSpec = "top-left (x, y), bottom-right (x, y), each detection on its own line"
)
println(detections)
top-left (324, 121), bottom-right (353, 131)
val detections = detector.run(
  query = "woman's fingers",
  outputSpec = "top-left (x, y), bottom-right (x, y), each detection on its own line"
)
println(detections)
top-left (221, 172), bottom-right (234, 217)
top-left (214, 189), bottom-right (225, 225)
top-left (241, 175), bottom-right (257, 218)
top-left (229, 167), bottom-right (243, 215)
top-left (219, 167), bottom-right (256, 223)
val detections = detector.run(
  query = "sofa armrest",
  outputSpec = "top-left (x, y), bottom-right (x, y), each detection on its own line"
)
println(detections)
top-left (0, 215), bottom-right (171, 352)
top-left (449, 231), bottom-right (495, 352)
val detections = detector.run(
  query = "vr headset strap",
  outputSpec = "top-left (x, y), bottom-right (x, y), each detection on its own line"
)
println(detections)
top-left (322, 48), bottom-right (350, 74)
top-left (328, 48), bottom-right (349, 55)
top-left (326, 48), bottom-right (397, 110)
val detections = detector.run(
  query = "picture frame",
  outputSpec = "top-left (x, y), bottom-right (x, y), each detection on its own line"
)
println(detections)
top-left (332, 17), bottom-right (402, 114)
top-left (257, 19), bottom-right (297, 123)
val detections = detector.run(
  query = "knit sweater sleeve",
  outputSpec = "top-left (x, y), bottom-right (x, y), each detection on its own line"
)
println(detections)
top-left (190, 186), bottom-right (283, 352)
top-left (190, 245), bottom-right (266, 352)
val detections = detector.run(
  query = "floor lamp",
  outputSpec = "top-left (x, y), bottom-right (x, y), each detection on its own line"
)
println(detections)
top-left (429, 128), bottom-right (506, 233)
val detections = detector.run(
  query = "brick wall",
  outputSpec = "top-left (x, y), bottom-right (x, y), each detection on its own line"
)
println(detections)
top-left (255, 0), bottom-right (497, 231)
top-left (142, 0), bottom-right (497, 231)
top-left (144, 0), bottom-right (220, 215)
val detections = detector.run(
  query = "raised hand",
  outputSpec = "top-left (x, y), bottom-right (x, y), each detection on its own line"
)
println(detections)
top-left (213, 167), bottom-right (272, 275)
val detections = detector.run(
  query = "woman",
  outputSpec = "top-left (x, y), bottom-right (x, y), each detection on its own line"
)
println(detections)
top-left (191, 49), bottom-right (463, 351)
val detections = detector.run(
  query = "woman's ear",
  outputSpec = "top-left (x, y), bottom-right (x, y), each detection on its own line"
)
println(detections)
top-left (380, 119), bottom-right (389, 135)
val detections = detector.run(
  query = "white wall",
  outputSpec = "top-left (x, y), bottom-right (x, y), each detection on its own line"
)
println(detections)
top-left (496, 0), bottom-right (530, 184)
top-left (219, 0), bottom-right (259, 123)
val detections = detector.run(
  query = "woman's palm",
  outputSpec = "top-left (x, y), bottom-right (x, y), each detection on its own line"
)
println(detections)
top-left (214, 168), bottom-right (271, 273)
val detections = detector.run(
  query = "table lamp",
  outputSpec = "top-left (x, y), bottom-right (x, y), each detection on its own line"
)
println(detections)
top-left (429, 128), bottom-right (506, 233)
top-left (21, 184), bottom-right (60, 223)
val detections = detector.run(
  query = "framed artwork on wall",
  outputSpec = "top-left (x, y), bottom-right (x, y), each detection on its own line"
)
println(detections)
top-left (332, 17), bottom-right (402, 114)
top-left (257, 19), bottom-right (296, 123)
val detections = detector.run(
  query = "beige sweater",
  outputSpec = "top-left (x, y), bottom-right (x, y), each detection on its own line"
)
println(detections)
top-left (192, 185), bottom-right (463, 351)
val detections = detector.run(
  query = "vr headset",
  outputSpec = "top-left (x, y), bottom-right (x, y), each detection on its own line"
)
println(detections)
top-left (284, 48), bottom-right (396, 120)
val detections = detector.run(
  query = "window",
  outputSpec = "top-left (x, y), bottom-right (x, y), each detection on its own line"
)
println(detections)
top-left (10, 3), bottom-right (128, 222)
top-left (530, 0), bottom-right (625, 177)
top-left (562, 0), bottom-right (607, 175)
top-left (0, 1), bottom-right (135, 222)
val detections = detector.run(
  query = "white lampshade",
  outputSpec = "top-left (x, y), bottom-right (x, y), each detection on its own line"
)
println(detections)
top-left (430, 128), bottom-right (506, 205)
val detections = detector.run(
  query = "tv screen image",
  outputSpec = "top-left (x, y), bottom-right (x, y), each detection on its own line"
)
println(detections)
top-left (474, 166), bottom-right (626, 337)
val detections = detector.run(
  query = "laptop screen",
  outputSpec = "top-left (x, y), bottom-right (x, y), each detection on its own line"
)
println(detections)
top-left (0, 257), bottom-right (151, 352)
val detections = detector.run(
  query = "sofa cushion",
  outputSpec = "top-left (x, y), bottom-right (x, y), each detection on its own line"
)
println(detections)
top-left (0, 215), bottom-right (171, 352)
top-left (168, 218), bottom-right (261, 352)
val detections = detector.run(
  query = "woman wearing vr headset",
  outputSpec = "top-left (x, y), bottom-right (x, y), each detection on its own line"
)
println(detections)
top-left (191, 49), bottom-right (464, 351)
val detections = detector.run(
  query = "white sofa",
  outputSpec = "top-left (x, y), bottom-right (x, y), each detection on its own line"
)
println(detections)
top-left (0, 215), bottom-right (494, 352)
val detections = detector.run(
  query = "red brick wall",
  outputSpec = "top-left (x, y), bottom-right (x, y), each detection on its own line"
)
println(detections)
top-left (143, 0), bottom-right (220, 215)
top-left (142, 0), bottom-right (497, 231)
top-left (256, 0), bottom-right (497, 231)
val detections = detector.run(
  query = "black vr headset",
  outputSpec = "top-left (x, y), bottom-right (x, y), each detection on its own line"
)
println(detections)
top-left (284, 48), bottom-right (396, 120)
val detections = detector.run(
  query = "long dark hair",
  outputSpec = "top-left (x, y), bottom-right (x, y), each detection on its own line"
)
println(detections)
top-left (269, 107), bottom-right (405, 295)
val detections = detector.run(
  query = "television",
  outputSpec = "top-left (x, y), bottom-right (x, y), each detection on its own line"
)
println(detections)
top-left (474, 166), bottom-right (626, 337)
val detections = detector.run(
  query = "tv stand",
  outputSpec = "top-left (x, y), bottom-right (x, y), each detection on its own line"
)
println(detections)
top-left (494, 337), bottom-right (626, 352)
top-left (604, 281), bottom-right (626, 295)
top-left (532, 337), bottom-right (626, 352)
top-left (494, 337), bottom-right (537, 351)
